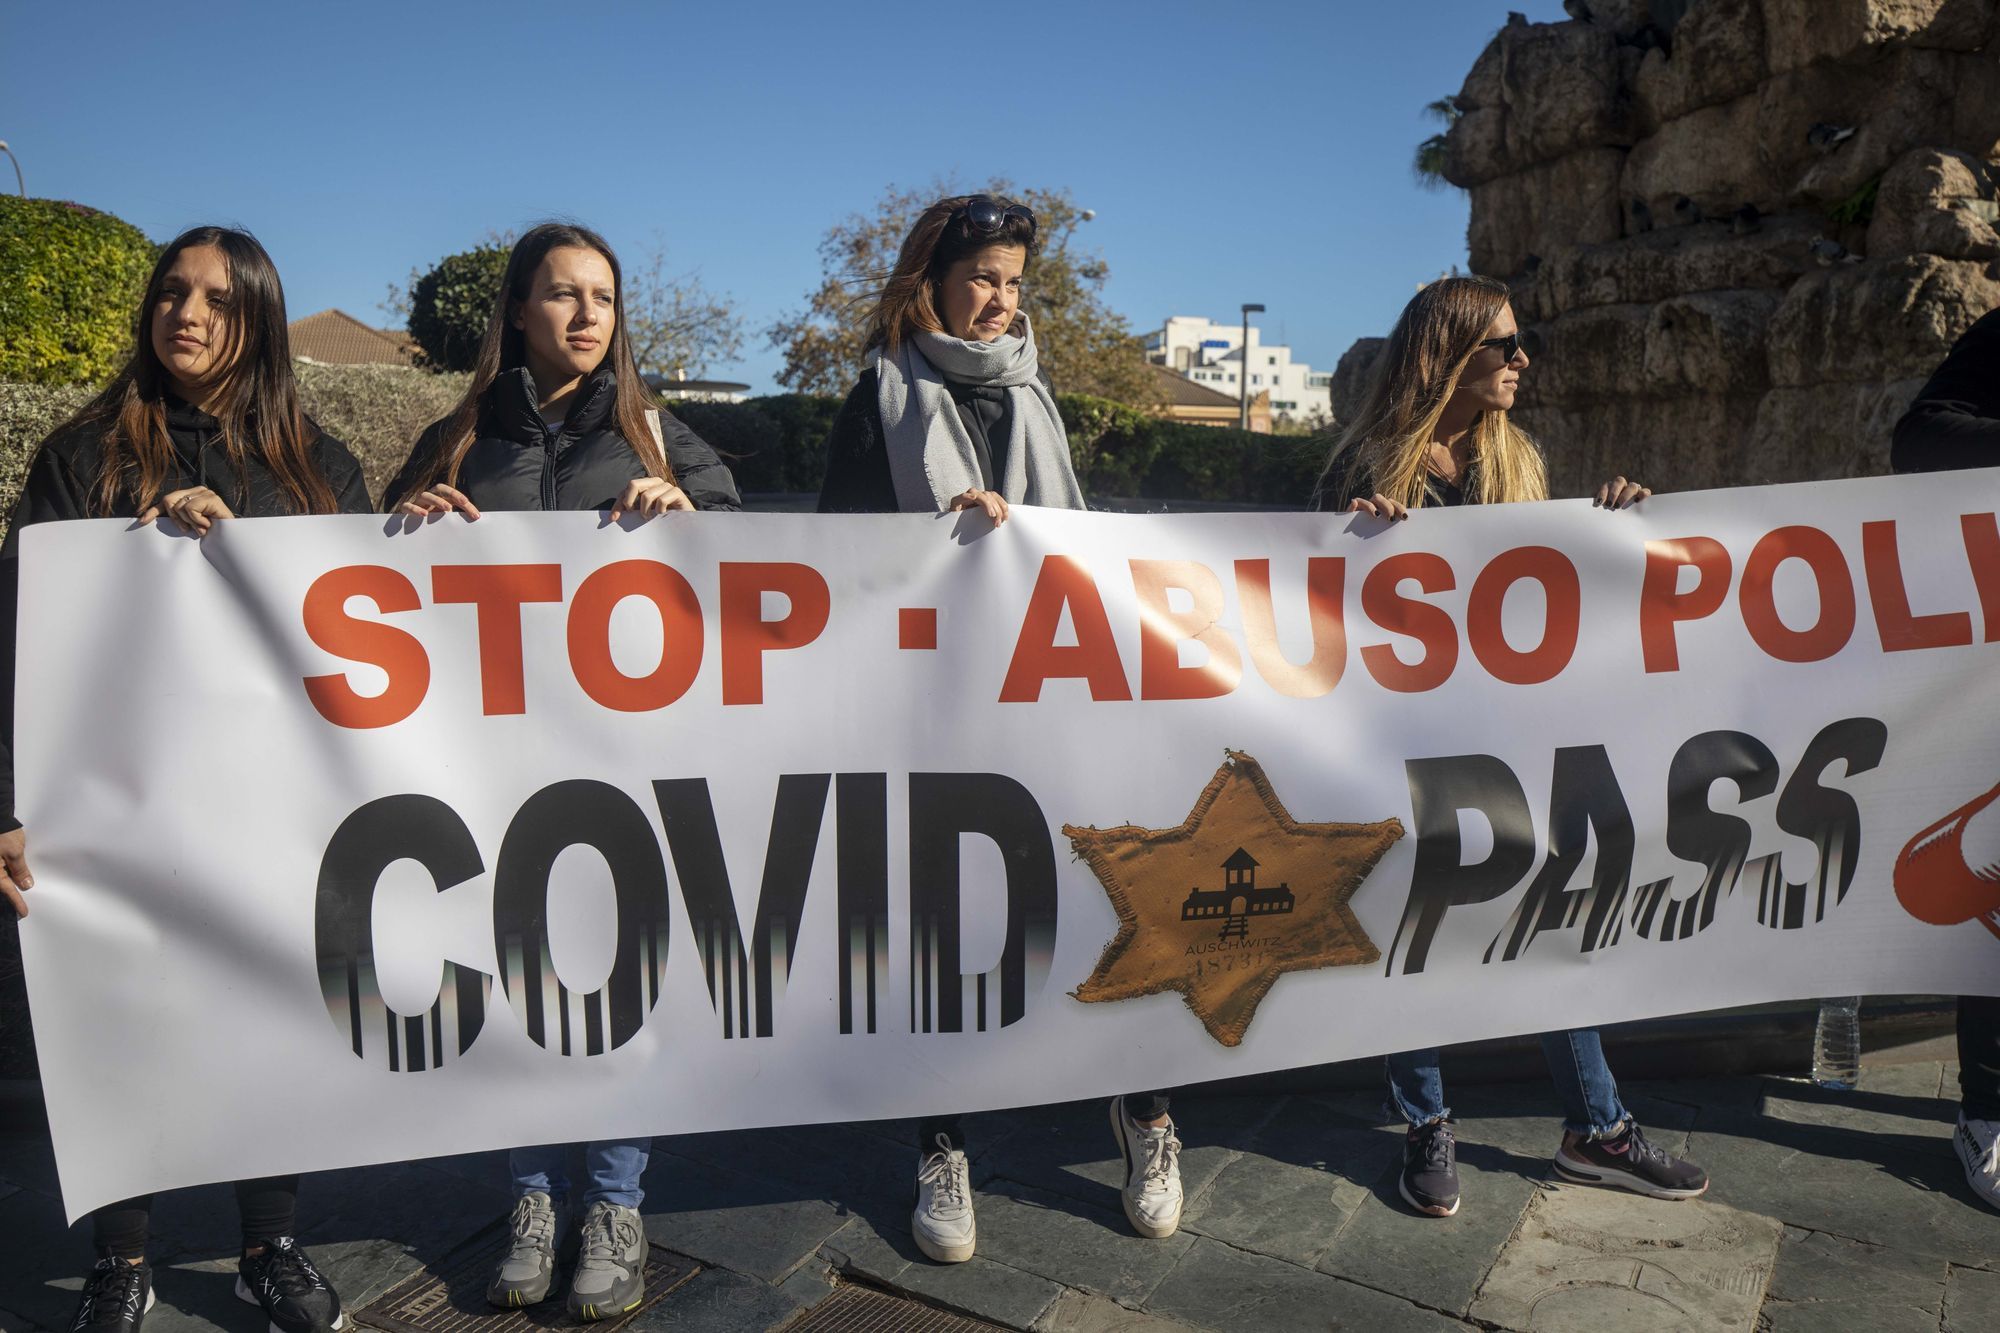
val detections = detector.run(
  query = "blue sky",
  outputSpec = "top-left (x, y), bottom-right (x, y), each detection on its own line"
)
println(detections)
top-left (2, 0), bottom-right (1568, 393)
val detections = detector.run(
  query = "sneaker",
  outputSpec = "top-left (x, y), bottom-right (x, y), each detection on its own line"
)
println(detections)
top-left (235, 1237), bottom-right (347, 1333)
top-left (565, 1201), bottom-right (646, 1321)
top-left (1554, 1121), bottom-right (1708, 1200)
top-left (1398, 1118), bottom-right (1461, 1217)
top-left (1109, 1097), bottom-right (1184, 1238)
top-left (1956, 1112), bottom-right (2000, 1212)
top-left (912, 1133), bottom-right (976, 1264)
top-left (70, 1256), bottom-right (154, 1333)
top-left (486, 1191), bottom-right (561, 1308)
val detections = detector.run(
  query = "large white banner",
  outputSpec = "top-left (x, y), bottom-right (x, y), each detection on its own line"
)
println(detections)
top-left (17, 473), bottom-right (2000, 1218)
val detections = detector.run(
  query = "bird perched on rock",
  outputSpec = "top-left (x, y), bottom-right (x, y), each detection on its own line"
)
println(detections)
top-left (1563, 0), bottom-right (1593, 19)
top-left (1506, 11), bottom-right (1529, 27)
top-left (1807, 122), bottom-right (1856, 151)
top-left (1630, 198), bottom-right (1654, 234)
top-left (1731, 204), bottom-right (1762, 236)
top-left (1672, 196), bottom-right (1704, 225)
top-left (1809, 235), bottom-right (1860, 266)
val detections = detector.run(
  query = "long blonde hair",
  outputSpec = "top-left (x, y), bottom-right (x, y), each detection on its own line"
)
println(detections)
top-left (1320, 275), bottom-right (1546, 508)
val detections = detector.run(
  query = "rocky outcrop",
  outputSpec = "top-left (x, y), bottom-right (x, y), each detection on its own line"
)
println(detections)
top-left (1331, 0), bottom-right (2000, 492)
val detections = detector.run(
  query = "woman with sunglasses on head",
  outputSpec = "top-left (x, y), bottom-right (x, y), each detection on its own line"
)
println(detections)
top-left (1, 227), bottom-right (368, 1333)
top-left (386, 222), bottom-right (737, 1323)
top-left (1313, 275), bottom-right (1704, 1220)
top-left (817, 194), bottom-right (1184, 1261)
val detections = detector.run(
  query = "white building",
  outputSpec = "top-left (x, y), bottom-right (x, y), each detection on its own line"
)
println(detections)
top-left (1141, 316), bottom-right (1331, 426)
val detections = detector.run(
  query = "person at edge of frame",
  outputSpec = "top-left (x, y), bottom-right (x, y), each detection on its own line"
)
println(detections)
top-left (1889, 299), bottom-right (2000, 1216)
top-left (385, 221), bottom-right (740, 1320)
top-left (1311, 273), bottom-right (1711, 1220)
top-left (815, 193), bottom-right (1185, 1262)
top-left (0, 226), bottom-right (372, 1333)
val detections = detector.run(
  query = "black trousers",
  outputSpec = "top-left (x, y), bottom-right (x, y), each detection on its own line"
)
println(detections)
top-left (920, 1092), bottom-right (1173, 1150)
top-left (91, 1176), bottom-right (299, 1261)
top-left (1961, 995), bottom-right (2000, 1120)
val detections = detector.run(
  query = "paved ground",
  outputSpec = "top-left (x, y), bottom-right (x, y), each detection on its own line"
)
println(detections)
top-left (1, 1040), bottom-right (1994, 1332)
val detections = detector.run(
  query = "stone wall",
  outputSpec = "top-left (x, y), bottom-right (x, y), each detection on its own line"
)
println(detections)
top-left (1333, 0), bottom-right (2000, 494)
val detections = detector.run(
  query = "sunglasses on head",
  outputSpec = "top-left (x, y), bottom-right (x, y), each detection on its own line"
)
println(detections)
top-left (953, 197), bottom-right (1037, 241)
top-left (1477, 329), bottom-right (1538, 361)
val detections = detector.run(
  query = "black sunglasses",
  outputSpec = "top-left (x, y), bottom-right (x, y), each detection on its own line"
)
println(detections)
top-left (953, 198), bottom-right (1037, 241)
top-left (1478, 329), bottom-right (1540, 361)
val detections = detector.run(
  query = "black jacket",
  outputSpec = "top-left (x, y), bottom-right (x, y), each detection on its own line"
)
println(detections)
top-left (1892, 307), bottom-right (2000, 474)
top-left (387, 367), bottom-right (741, 514)
top-left (816, 367), bottom-right (1034, 515)
top-left (0, 401), bottom-right (372, 830)
top-left (1311, 443), bottom-right (1470, 512)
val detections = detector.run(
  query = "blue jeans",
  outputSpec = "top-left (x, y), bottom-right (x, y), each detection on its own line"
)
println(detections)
top-left (1385, 1028), bottom-right (1631, 1138)
top-left (510, 1138), bottom-right (651, 1208)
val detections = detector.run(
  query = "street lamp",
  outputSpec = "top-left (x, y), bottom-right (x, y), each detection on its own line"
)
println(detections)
top-left (0, 142), bottom-right (22, 198)
top-left (1239, 303), bottom-right (1265, 430)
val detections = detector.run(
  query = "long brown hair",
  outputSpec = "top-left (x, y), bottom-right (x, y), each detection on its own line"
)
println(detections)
top-left (52, 226), bottom-right (336, 516)
top-left (400, 223), bottom-right (669, 503)
top-left (863, 194), bottom-right (1039, 355)
top-left (1320, 275), bottom-right (1547, 508)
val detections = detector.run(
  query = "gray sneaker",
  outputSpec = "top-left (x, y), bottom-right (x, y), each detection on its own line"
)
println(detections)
top-left (486, 1192), bottom-right (561, 1308)
top-left (566, 1201), bottom-right (646, 1321)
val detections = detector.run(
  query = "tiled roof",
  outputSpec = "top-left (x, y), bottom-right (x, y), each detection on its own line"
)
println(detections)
top-left (289, 309), bottom-right (416, 366)
top-left (1153, 363), bottom-right (1240, 407)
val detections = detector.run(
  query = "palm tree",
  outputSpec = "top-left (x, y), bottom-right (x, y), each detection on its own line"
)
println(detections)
top-left (1412, 97), bottom-right (1462, 192)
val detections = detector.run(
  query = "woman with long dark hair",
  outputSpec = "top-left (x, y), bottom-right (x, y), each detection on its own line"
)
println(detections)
top-left (816, 194), bottom-right (1182, 1263)
top-left (385, 222), bottom-right (737, 1321)
top-left (387, 222), bottom-right (738, 518)
top-left (1, 226), bottom-right (369, 1333)
top-left (1315, 275), bottom-right (1705, 1221)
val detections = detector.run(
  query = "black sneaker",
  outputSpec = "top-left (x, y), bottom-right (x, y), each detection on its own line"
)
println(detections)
top-left (1553, 1121), bottom-right (1708, 1199)
top-left (235, 1237), bottom-right (348, 1333)
top-left (1398, 1118), bottom-right (1461, 1216)
top-left (71, 1256), bottom-right (154, 1333)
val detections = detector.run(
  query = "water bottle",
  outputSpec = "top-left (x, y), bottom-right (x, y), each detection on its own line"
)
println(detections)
top-left (1811, 996), bottom-right (1861, 1089)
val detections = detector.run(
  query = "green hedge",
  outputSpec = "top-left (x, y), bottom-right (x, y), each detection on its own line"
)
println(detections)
top-left (0, 198), bottom-right (156, 386)
top-left (0, 371), bottom-right (1326, 541)
top-left (407, 245), bottom-right (509, 372)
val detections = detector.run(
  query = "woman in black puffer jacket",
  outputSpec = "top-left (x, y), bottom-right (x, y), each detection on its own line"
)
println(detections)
top-left (2, 224), bottom-right (369, 1333)
top-left (387, 223), bottom-right (738, 519)
top-left (383, 221), bottom-right (736, 1323)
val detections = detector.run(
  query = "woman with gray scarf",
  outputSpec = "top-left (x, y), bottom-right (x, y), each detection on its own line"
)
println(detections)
top-left (816, 194), bottom-right (1182, 1262)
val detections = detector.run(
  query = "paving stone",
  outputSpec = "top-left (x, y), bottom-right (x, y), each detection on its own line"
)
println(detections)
top-left (975, 1094), bottom-right (1271, 1219)
top-left (1033, 1288), bottom-right (1205, 1332)
top-left (896, 1255), bottom-right (1065, 1330)
top-left (1180, 1097), bottom-right (1386, 1267)
top-left (0, 1132), bottom-right (61, 1199)
top-left (1759, 1065), bottom-right (1957, 1148)
top-left (816, 1213), bottom-right (916, 1285)
top-left (776, 1261), bottom-right (836, 1309)
top-left (296, 1158), bottom-right (510, 1273)
top-left (626, 1263), bottom-right (801, 1331)
top-left (1945, 1264), bottom-right (2000, 1333)
top-left (1686, 1111), bottom-right (2000, 1266)
top-left (658, 1121), bottom-right (920, 1218)
top-left (0, 1179), bottom-right (102, 1331)
top-left (967, 1181), bottom-right (1194, 1306)
top-left (1144, 1235), bottom-right (1471, 1331)
top-left (1316, 1140), bottom-right (1543, 1317)
top-left (639, 1151), bottom-right (851, 1283)
top-left (1759, 1227), bottom-right (1945, 1333)
top-left (1468, 1181), bottom-right (1779, 1332)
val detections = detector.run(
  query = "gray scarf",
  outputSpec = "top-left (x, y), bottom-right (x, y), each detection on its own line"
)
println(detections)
top-left (869, 314), bottom-right (1086, 512)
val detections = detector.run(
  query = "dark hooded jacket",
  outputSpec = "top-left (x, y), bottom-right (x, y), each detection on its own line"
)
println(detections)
top-left (1892, 306), bottom-right (2000, 473)
top-left (386, 367), bottom-right (741, 514)
top-left (0, 398), bottom-right (372, 830)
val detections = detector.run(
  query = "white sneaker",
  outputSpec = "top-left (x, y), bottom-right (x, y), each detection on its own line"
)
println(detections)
top-left (1957, 1112), bottom-right (2000, 1213)
top-left (1110, 1097), bottom-right (1183, 1238)
top-left (913, 1134), bottom-right (976, 1263)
